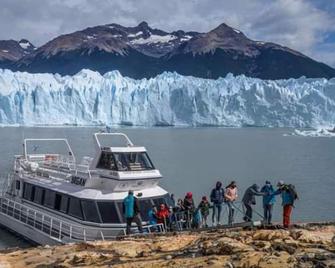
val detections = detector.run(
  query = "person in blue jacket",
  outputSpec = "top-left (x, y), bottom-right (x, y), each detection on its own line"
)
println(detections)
top-left (147, 205), bottom-right (158, 232)
top-left (123, 190), bottom-right (143, 235)
top-left (272, 181), bottom-right (298, 228)
top-left (261, 181), bottom-right (276, 224)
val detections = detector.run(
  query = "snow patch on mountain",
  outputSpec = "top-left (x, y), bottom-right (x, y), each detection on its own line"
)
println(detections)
top-left (130, 34), bottom-right (177, 44)
top-left (128, 31), bottom-right (143, 38)
top-left (0, 69), bottom-right (334, 127)
top-left (19, 41), bottom-right (31, 49)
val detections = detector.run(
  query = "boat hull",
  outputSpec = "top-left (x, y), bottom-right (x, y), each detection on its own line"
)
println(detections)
top-left (0, 212), bottom-right (61, 246)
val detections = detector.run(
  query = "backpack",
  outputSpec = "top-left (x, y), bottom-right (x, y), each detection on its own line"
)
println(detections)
top-left (287, 184), bottom-right (298, 200)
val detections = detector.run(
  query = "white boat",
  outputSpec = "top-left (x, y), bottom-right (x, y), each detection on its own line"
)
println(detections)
top-left (0, 133), bottom-right (170, 245)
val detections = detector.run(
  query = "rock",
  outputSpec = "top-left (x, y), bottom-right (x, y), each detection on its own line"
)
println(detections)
top-left (0, 224), bottom-right (334, 268)
top-left (314, 253), bottom-right (327, 261)
top-left (252, 240), bottom-right (272, 250)
top-left (204, 237), bottom-right (253, 255)
top-left (258, 252), bottom-right (296, 268)
top-left (224, 261), bottom-right (234, 268)
top-left (272, 241), bottom-right (297, 255)
top-left (253, 230), bottom-right (289, 241)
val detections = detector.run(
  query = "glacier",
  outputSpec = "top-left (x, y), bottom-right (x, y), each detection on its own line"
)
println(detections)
top-left (0, 68), bottom-right (334, 127)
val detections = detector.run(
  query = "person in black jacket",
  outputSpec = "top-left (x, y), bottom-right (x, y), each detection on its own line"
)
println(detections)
top-left (210, 181), bottom-right (225, 226)
top-left (242, 184), bottom-right (265, 222)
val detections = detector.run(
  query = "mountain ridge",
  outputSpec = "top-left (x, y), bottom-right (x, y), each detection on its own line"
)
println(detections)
top-left (0, 21), bottom-right (334, 79)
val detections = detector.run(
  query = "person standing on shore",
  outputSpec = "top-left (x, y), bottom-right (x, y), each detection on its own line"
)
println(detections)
top-left (183, 192), bottom-right (195, 228)
top-left (273, 181), bottom-right (298, 228)
top-left (210, 181), bottom-right (225, 226)
top-left (198, 196), bottom-right (210, 227)
top-left (123, 190), bottom-right (143, 235)
top-left (242, 184), bottom-right (265, 222)
top-left (261, 181), bottom-right (276, 224)
top-left (225, 181), bottom-right (238, 225)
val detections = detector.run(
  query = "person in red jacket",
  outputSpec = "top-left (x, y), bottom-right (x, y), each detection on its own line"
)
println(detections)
top-left (156, 203), bottom-right (170, 229)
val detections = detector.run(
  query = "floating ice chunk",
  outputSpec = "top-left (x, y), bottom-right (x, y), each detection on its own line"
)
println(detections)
top-left (291, 128), bottom-right (335, 138)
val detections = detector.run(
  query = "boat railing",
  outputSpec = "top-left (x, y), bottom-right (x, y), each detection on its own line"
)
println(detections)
top-left (94, 132), bottom-right (134, 150)
top-left (164, 201), bottom-right (264, 231)
top-left (0, 197), bottom-right (165, 244)
top-left (16, 155), bottom-right (93, 181)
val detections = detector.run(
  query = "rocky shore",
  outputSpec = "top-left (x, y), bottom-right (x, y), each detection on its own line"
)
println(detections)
top-left (0, 223), bottom-right (334, 268)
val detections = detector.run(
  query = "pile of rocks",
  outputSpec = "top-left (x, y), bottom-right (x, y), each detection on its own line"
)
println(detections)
top-left (0, 224), bottom-right (334, 267)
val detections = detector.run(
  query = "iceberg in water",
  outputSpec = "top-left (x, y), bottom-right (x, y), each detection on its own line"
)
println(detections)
top-left (291, 128), bottom-right (335, 138)
top-left (0, 68), bottom-right (334, 127)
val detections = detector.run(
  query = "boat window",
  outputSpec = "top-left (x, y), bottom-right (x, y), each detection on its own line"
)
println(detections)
top-left (68, 197), bottom-right (83, 220)
top-left (15, 180), bottom-right (20, 190)
top-left (81, 200), bottom-right (101, 223)
top-left (44, 189), bottom-right (56, 209)
top-left (113, 152), bottom-right (155, 171)
top-left (23, 183), bottom-right (35, 201)
top-left (163, 194), bottom-right (174, 207)
top-left (116, 202), bottom-right (125, 223)
top-left (54, 193), bottom-right (62, 211)
top-left (138, 199), bottom-right (152, 221)
top-left (33, 187), bottom-right (44, 204)
top-left (60, 195), bottom-right (69, 213)
top-left (96, 151), bottom-right (117, 170)
top-left (97, 202), bottom-right (121, 223)
top-left (152, 197), bottom-right (166, 208)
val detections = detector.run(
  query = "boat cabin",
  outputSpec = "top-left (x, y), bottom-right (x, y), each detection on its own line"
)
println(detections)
top-left (9, 133), bottom-right (171, 225)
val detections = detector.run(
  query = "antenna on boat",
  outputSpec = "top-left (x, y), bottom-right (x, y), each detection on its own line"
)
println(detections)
top-left (21, 127), bottom-right (25, 157)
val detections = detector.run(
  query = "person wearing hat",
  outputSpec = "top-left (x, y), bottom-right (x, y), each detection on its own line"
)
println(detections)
top-left (225, 181), bottom-right (238, 225)
top-left (261, 181), bottom-right (276, 224)
top-left (210, 181), bottom-right (225, 226)
top-left (273, 180), bottom-right (298, 228)
top-left (123, 190), bottom-right (143, 235)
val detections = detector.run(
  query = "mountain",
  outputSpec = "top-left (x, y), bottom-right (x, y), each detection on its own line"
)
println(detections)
top-left (0, 69), bottom-right (334, 127)
top-left (2, 22), bottom-right (335, 79)
top-left (0, 39), bottom-right (35, 68)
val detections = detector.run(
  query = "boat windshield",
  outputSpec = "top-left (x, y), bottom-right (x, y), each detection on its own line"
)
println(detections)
top-left (97, 151), bottom-right (155, 171)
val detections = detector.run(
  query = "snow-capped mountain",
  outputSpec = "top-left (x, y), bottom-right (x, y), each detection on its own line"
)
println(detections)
top-left (0, 39), bottom-right (35, 67)
top-left (0, 69), bottom-right (334, 127)
top-left (1, 21), bottom-right (334, 79)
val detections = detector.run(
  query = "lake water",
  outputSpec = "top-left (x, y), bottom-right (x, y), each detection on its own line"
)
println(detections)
top-left (0, 127), bottom-right (334, 248)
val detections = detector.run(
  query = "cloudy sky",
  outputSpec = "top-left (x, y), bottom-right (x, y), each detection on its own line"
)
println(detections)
top-left (1, 0), bottom-right (334, 67)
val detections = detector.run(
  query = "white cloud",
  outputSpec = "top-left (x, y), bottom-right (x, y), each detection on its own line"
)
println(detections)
top-left (0, 0), bottom-right (334, 67)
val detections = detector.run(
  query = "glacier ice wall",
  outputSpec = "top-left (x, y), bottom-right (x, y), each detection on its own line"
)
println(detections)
top-left (0, 68), bottom-right (334, 127)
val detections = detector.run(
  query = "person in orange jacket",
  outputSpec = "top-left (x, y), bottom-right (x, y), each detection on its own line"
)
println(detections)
top-left (156, 203), bottom-right (170, 228)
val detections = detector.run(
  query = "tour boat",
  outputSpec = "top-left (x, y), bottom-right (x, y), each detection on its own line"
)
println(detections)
top-left (0, 133), bottom-right (170, 245)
